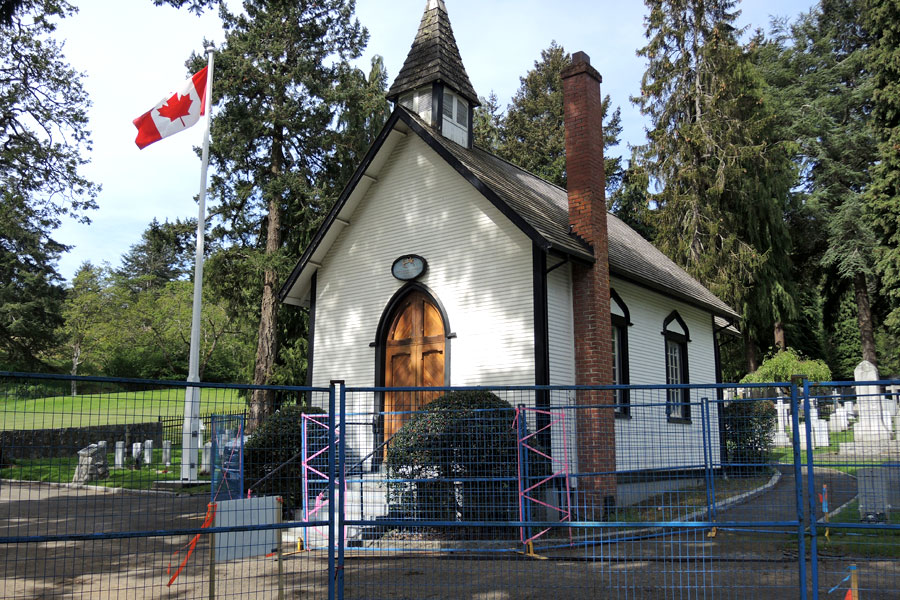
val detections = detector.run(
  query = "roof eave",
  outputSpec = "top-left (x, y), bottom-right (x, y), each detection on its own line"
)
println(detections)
top-left (278, 110), bottom-right (407, 304)
top-left (610, 267), bottom-right (740, 321)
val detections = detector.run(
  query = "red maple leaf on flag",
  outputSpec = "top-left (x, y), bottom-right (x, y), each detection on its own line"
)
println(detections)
top-left (157, 92), bottom-right (194, 123)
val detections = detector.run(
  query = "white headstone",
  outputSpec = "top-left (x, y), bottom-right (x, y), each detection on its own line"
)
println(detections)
top-left (143, 440), bottom-right (153, 464)
top-left (200, 441), bottom-right (212, 475)
top-left (854, 360), bottom-right (892, 442)
top-left (774, 398), bottom-right (791, 446)
top-left (132, 442), bottom-right (143, 463)
top-left (809, 405), bottom-right (828, 447)
top-left (162, 440), bottom-right (172, 467)
top-left (114, 441), bottom-right (125, 469)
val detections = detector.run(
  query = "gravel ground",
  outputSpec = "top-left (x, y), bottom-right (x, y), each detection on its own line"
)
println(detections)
top-left (1, 474), bottom-right (896, 599)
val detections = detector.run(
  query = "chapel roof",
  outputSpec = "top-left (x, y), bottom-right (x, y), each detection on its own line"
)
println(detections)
top-left (424, 114), bottom-right (739, 319)
top-left (386, 0), bottom-right (479, 105)
top-left (279, 106), bottom-right (739, 321)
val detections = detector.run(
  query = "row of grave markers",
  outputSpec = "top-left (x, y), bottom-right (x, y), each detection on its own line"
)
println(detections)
top-left (71, 439), bottom-right (221, 483)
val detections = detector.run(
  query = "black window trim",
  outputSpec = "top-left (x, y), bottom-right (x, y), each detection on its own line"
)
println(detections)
top-left (611, 288), bottom-right (631, 419)
top-left (662, 310), bottom-right (691, 423)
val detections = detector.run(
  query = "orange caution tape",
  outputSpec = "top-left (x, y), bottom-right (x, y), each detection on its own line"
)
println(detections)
top-left (167, 502), bottom-right (217, 587)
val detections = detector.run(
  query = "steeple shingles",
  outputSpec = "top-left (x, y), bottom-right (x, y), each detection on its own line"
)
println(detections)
top-left (387, 0), bottom-right (479, 105)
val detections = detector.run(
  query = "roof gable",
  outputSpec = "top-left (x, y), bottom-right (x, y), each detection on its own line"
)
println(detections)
top-left (279, 107), bottom-right (738, 320)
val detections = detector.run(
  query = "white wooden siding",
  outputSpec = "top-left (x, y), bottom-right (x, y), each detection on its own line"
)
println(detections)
top-left (545, 272), bottom-right (722, 476)
top-left (547, 262), bottom-right (575, 387)
top-left (611, 277), bottom-right (721, 472)
top-left (547, 262), bottom-right (579, 474)
top-left (311, 134), bottom-right (536, 417)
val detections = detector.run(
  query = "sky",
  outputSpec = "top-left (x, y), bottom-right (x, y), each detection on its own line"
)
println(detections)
top-left (50, 0), bottom-right (818, 282)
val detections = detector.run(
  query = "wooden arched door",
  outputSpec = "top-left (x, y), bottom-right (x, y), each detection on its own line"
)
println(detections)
top-left (383, 290), bottom-right (446, 451)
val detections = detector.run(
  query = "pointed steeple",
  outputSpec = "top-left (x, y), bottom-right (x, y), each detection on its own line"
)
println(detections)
top-left (387, 0), bottom-right (479, 105)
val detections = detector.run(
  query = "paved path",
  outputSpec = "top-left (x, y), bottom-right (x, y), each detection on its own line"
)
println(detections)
top-left (717, 464), bottom-right (857, 525)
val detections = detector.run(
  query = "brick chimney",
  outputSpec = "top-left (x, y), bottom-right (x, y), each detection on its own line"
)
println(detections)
top-left (561, 51), bottom-right (616, 513)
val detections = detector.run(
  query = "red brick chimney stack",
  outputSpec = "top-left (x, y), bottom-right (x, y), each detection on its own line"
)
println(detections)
top-left (561, 51), bottom-right (616, 512)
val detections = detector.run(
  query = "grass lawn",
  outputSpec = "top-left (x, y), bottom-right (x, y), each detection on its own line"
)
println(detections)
top-left (0, 387), bottom-right (246, 431)
top-left (0, 447), bottom-right (211, 494)
top-left (769, 428), bottom-right (864, 474)
top-left (818, 500), bottom-right (900, 558)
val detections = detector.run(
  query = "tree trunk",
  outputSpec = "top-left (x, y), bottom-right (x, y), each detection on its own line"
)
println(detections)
top-left (854, 272), bottom-right (877, 366)
top-left (249, 134), bottom-right (285, 432)
top-left (774, 321), bottom-right (786, 351)
top-left (744, 334), bottom-right (759, 373)
top-left (70, 343), bottom-right (80, 397)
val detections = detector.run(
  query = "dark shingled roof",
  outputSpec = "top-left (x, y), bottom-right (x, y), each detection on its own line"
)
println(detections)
top-left (387, 0), bottom-right (479, 105)
top-left (419, 112), bottom-right (738, 319)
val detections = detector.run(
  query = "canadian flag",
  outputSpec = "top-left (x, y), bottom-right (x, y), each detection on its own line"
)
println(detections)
top-left (133, 67), bottom-right (208, 149)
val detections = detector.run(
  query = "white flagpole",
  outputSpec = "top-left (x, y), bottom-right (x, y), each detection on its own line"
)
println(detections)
top-left (181, 45), bottom-right (215, 482)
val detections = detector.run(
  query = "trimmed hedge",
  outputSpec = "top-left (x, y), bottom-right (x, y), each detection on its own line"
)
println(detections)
top-left (386, 391), bottom-right (547, 529)
top-left (722, 397), bottom-right (776, 472)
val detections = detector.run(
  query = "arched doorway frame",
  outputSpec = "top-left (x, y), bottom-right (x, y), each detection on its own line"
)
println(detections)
top-left (372, 282), bottom-right (452, 463)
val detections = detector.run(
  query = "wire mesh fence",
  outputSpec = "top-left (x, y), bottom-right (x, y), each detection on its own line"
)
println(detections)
top-left (1, 372), bottom-right (898, 598)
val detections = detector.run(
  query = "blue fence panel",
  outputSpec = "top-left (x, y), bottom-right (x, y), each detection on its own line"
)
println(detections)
top-left (2, 372), bottom-right (899, 598)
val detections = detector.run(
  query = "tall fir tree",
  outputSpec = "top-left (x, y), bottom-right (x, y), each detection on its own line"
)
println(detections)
top-left (765, 1), bottom-right (879, 366)
top-left (496, 42), bottom-right (623, 193)
top-left (866, 0), bottom-right (900, 372)
top-left (633, 0), bottom-right (796, 371)
top-left (194, 0), bottom-right (368, 428)
top-left (472, 91), bottom-right (503, 153)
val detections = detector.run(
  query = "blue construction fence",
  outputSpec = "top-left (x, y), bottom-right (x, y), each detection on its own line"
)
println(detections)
top-left (0, 371), bottom-right (898, 598)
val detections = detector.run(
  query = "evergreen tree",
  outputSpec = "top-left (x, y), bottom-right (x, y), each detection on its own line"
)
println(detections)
top-left (774, 2), bottom-right (878, 365)
top-left (866, 0), bottom-right (900, 365)
top-left (0, 0), bottom-right (98, 369)
top-left (496, 41), bottom-right (623, 192)
top-left (118, 218), bottom-right (198, 292)
top-left (194, 0), bottom-right (367, 429)
top-left (473, 91), bottom-right (503, 153)
top-left (633, 0), bottom-right (796, 371)
top-left (608, 159), bottom-right (656, 240)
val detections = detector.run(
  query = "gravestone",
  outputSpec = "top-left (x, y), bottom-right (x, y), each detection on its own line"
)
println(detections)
top-left (143, 440), bottom-right (153, 465)
top-left (200, 441), bottom-right (212, 475)
top-left (810, 404), bottom-right (829, 447)
top-left (854, 360), bottom-right (892, 443)
top-left (773, 398), bottom-right (791, 446)
top-left (162, 440), bottom-right (172, 467)
top-left (114, 441), bottom-right (125, 469)
top-left (132, 442), bottom-right (143, 466)
top-left (858, 467), bottom-right (891, 521)
top-left (72, 444), bottom-right (109, 483)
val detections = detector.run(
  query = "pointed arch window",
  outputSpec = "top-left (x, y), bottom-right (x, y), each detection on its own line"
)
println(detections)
top-left (662, 311), bottom-right (691, 422)
top-left (611, 289), bottom-right (631, 418)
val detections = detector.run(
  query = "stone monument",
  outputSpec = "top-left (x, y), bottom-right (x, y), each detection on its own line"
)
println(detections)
top-left (773, 397), bottom-right (791, 446)
top-left (72, 444), bottom-right (109, 483)
top-left (853, 360), bottom-right (892, 443)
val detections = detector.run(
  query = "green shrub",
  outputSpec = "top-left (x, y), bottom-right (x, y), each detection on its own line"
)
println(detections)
top-left (244, 403), bottom-right (327, 515)
top-left (722, 397), bottom-right (776, 473)
top-left (386, 391), bottom-right (546, 531)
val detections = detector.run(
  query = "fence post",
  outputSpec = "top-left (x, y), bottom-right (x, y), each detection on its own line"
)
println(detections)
top-left (516, 404), bottom-right (532, 545)
top-left (802, 377), bottom-right (820, 600)
top-left (700, 398), bottom-right (713, 520)
top-left (337, 381), bottom-right (346, 600)
top-left (790, 376), bottom-right (809, 600)
top-left (327, 382), bottom-right (336, 600)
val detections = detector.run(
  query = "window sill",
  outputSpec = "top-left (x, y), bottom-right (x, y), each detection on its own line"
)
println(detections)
top-left (667, 417), bottom-right (692, 425)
